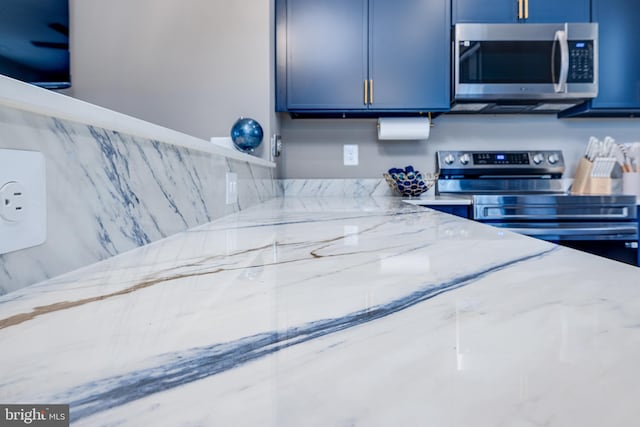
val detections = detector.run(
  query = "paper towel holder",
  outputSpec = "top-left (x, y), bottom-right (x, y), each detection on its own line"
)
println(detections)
top-left (375, 112), bottom-right (434, 132)
top-left (376, 114), bottom-right (432, 141)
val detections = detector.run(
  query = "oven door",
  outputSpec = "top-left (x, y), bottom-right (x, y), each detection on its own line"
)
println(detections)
top-left (473, 194), bottom-right (636, 222)
top-left (489, 221), bottom-right (639, 266)
top-left (473, 194), bottom-right (638, 266)
top-left (489, 222), bottom-right (638, 241)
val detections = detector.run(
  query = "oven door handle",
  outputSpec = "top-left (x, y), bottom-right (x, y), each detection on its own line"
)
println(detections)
top-left (500, 225), bottom-right (638, 238)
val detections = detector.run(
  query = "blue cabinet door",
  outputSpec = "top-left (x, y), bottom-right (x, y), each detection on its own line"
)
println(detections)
top-left (277, 0), bottom-right (451, 113)
top-left (590, 0), bottom-right (640, 109)
top-left (369, 0), bottom-right (450, 110)
top-left (453, 0), bottom-right (589, 24)
top-left (453, 0), bottom-right (517, 23)
top-left (284, 0), bottom-right (368, 110)
top-left (524, 0), bottom-right (590, 23)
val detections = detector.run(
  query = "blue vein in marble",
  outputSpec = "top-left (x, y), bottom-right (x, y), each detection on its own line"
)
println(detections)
top-left (63, 246), bottom-right (558, 421)
top-left (145, 140), bottom-right (190, 227)
top-left (89, 126), bottom-right (151, 247)
top-left (0, 262), bottom-right (12, 295)
top-left (185, 152), bottom-right (212, 222)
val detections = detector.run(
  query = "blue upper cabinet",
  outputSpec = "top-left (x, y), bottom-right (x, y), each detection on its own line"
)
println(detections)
top-left (452, 0), bottom-right (590, 24)
top-left (588, 0), bottom-right (640, 110)
top-left (281, 0), bottom-right (368, 110)
top-left (275, 0), bottom-right (450, 113)
top-left (525, 1), bottom-right (590, 23)
top-left (369, 0), bottom-right (450, 110)
top-left (559, 0), bottom-right (640, 116)
top-left (592, 0), bottom-right (640, 108)
top-left (452, 0), bottom-right (518, 23)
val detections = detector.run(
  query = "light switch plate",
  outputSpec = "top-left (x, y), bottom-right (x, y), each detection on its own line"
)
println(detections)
top-left (0, 149), bottom-right (47, 255)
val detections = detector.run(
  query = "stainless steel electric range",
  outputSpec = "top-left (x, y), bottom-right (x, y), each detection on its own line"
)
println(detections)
top-left (436, 150), bottom-right (639, 266)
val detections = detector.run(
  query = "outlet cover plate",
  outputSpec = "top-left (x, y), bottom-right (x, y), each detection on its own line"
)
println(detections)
top-left (343, 144), bottom-right (359, 166)
top-left (225, 172), bottom-right (238, 205)
top-left (0, 149), bottom-right (46, 255)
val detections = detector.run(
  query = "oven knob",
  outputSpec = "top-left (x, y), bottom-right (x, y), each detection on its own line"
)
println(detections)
top-left (459, 154), bottom-right (471, 165)
top-left (444, 154), bottom-right (455, 165)
top-left (532, 153), bottom-right (545, 165)
top-left (548, 153), bottom-right (560, 165)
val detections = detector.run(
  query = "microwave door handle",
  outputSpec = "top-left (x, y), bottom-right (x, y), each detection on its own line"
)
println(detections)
top-left (553, 29), bottom-right (569, 93)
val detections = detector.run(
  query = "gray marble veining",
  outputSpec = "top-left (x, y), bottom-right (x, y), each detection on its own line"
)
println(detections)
top-left (0, 105), bottom-right (280, 293)
top-left (281, 178), bottom-right (394, 197)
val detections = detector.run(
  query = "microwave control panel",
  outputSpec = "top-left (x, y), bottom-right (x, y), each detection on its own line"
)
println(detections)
top-left (568, 41), bottom-right (594, 83)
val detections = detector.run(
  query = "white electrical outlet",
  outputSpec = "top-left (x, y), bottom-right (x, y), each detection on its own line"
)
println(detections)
top-left (226, 172), bottom-right (238, 205)
top-left (0, 149), bottom-right (46, 255)
top-left (343, 144), bottom-right (359, 166)
top-left (0, 181), bottom-right (27, 222)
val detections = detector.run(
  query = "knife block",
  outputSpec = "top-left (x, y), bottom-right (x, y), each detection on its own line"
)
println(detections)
top-left (571, 157), bottom-right (612, 195)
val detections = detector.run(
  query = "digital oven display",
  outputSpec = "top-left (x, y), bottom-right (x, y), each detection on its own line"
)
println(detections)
top-left (473, 152), bottom-right (530, 165)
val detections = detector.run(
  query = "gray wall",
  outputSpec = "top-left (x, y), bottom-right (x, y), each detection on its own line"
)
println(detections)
top-left (276, 114), bottom-right (640, 179)
top-left (69, 0), bottom-right (278, 160)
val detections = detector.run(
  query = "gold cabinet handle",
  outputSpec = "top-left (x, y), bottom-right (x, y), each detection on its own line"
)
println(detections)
top-left (369, 79), bottom-right (373, 105)
top-left (364, 80), bottom-right (368, 105)
top-left (524, 0), bottom-right (528, 19)
top-left (518, 0), bottom-right (523, 19)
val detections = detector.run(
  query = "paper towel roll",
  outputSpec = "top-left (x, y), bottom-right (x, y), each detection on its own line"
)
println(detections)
top-left (377, 117), bottom-right (430, 140)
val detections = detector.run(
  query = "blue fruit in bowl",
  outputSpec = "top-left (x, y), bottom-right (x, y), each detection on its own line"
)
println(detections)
top-left (383, 165), bottom-right (438, 197)
top-left (230, 117), bottom-right (264, 153)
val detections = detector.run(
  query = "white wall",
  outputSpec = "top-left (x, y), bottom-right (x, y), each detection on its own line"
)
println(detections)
top-left (69, 0), bottom-right (277, 160)
top-left (277, 114), bottom-right (640, 179)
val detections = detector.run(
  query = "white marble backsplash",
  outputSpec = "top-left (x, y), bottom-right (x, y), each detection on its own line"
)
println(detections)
top-left (281, 179), bottom-right (395, 197)
top-left (0, 105), bottom-right (281, 293)
top-left (281, 178), bottom-right (609, 197)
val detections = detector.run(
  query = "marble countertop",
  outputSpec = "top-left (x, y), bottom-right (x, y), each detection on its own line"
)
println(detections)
top-left (402, 193), bottom-right (473, 205)
top-left (1, 197), bottom-right (640, 426)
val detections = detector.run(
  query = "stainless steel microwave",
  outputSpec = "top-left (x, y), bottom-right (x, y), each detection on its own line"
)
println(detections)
top-left (453, 23), bottom-right (598, 113)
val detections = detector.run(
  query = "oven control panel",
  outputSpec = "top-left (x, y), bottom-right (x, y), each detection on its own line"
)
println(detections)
top-left (473, 152), bottom-right (530, 165)
top-left (437, 150), bottom-right (565, 176)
